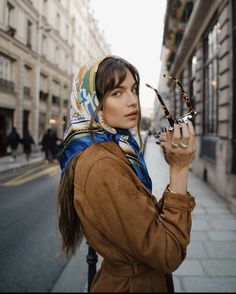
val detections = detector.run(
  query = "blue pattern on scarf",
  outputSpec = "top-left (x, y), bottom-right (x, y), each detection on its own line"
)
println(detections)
top-left (60, 129), bottom-right (152, 193)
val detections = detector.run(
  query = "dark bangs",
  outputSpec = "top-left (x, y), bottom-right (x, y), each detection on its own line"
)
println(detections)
top-left (96, 56), bottom-right (140, 103)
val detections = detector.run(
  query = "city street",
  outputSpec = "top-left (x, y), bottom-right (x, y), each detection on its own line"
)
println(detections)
top-left (0, 162), bottom-right (87, 292)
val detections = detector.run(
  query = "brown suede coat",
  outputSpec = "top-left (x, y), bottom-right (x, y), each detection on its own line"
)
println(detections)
top-left (74, 142), bottom-right (196, 292)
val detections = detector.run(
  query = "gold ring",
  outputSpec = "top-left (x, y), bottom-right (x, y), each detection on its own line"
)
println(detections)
top-left (168, 126), bottom-right (174, 132)
top-left (171, 141), bottom-right (179, 148)
top-left (180, 142), bottom-right (189, 149)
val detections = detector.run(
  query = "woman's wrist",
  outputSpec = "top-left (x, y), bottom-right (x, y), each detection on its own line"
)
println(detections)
top-left (169, 166), bottom-right (189, 194)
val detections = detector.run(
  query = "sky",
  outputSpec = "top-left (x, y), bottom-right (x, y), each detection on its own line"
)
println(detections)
top-left (90, 0), bottom-right (167, 113)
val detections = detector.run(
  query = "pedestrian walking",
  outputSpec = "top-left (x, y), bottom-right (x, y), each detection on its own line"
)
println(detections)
top-left (6, 127), bottom-right (21, 162)
top-left (40, 129), bottom-right (57, 163)
top-left (21, 129), bottom-right (35, 161)
top-left (57, 56), bottom-right (196, 292)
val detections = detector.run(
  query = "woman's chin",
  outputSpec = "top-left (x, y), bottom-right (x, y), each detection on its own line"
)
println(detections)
top-left (113, 123), bottom-right (137, 130)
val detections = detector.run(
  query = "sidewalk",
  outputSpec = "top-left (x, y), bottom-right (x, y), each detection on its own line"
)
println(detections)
top-left (0, 151), bottom-right (44, 173)
top-left (145, 136), bottom-right (236, 292)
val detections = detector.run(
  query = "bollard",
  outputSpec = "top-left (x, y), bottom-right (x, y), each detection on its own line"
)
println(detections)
top-left (87, 243), bottom-right (98, 292)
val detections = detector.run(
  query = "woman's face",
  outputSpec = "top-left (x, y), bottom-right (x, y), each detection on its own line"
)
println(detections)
top-left (103, 69), bottom-right (139, 130)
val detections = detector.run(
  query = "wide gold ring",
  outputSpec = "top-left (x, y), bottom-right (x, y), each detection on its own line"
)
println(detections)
top-left (171, 141), bottom-right (179, 148)
top-left (180, 142), bottom-right (189, 149)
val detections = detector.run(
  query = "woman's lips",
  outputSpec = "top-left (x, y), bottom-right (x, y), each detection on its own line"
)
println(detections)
top-left (125, 112), bottom-right (138, 119)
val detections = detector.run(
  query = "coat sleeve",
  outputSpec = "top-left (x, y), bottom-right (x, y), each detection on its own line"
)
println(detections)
top-left (84, 157), bottom-right (196, 273)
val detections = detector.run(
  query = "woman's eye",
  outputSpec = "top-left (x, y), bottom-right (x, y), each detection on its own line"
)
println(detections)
top-left (132, 88), bottom-right (138, 94)
top-left (112, 91), bottom-right (121, 97)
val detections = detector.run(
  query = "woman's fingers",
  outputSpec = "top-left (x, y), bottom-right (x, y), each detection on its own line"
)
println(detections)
top-left (171, 123), bottom-right (181, 148)
top-left (157, 121), bottom-right (195, 150)
top-left (179, 123), bottom-right (190, 149)
top-left (155, 130), bottom-right (167, 145)
top-left (186, 120), bottom-right (196, 151)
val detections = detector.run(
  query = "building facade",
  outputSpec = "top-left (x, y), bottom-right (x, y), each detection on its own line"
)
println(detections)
top-left (0, 0), bottom-right (110, 156)
top-left (157, 0), bottom-right (236, 213)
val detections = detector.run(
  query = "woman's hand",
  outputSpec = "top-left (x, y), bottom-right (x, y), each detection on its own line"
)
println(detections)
top-left (158, 120), bottom-right (196, 171)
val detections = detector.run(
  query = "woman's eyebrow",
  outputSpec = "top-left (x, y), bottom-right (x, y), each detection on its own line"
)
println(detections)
top-left (116, 82), bottom-right (137, 89)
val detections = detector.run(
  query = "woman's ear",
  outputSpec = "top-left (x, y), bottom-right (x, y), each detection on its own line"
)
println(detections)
top-left (98, 111), bottom-right (117, 134)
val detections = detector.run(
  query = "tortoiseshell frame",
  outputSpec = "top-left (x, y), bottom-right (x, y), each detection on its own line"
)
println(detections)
top-left (146, 74), bottom-right (197, 128)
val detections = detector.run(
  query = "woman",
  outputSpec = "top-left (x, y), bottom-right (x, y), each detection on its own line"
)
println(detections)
top-left (58, 56), bottom-right (196, 292)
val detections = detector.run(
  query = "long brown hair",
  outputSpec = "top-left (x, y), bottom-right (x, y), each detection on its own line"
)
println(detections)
top-left (57, 56), bottom-right (143, 257)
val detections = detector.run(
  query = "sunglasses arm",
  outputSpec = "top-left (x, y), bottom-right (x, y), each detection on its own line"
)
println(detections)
top-left (146, 83), bottom-right (175, 127)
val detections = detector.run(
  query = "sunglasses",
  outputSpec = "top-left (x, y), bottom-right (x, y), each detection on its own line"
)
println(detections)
top-left (146, 74), bottom-right (197, 130)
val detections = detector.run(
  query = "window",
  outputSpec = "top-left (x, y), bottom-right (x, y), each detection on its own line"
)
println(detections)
top-left (23, 65), bottom-right (32, 97)
top-left (43, 0), bottom-right (48, 18)
top-left (52, 80), bottom-right (60, 96)
top-left (203, 20), bottom-right (220, 135)
top-left (55, 46), bottom-right (60, 65)
top-left (64, 54), bottom-right (68, 71)
top-left (40, 73), bottom-right (48, 92)
top-left (7, 1), bottom-right (14, 27)
top-left (39, 73), bottom-right (48, 102)
top-left (52, 80), bottom-right (60, 105)
top-left (0, 54), bottom-right (12, 81)
top-left (6, 1), bottom-right (16, 36)
top-left (56, 13), bottom-right (60, 33)
top-left (201, 19), bottom-right (221, 163)
top-left (65, 24), bottom-right (69, 40)
top-left (42, 34), bottom-right (47, 56)
top-left (232, 1), bottom-right (236, 173)
top-left (27, 20), bottom-right (32, 48)
top-left (0, 54), bottom-right (15, 91)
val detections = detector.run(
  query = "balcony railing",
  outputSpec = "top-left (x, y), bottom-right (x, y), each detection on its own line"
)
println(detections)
top-left (0, 78), bottom-right (15, 92)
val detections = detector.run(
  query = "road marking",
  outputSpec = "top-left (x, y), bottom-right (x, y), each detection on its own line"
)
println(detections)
top-left (0, 164), bottom-right (45, 182)
top-left (3, 166), bottom-right (59, 186)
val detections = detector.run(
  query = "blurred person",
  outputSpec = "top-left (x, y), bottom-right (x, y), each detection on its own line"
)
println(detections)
top-left (6, 127), bottom-right (21, 162)
top-left (22, 129), bottom-right (35, 161)
top-left (57, 56), bottom-right (196, 292)
top-left (41, 128), bottom-right (57, 163)
top-left (52, 132), bottom-right (63, 163)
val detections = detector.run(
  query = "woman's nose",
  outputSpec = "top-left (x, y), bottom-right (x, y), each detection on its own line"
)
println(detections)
top-left (127, 91), bottom-right (138, 106)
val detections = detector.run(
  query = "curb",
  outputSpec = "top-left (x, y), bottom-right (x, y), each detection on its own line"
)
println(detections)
top-left (0, 156), bottom-right (44, 174)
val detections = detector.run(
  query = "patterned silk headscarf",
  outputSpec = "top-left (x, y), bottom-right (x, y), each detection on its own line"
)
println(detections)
top-left (59, 56), bottom-right (152, 193)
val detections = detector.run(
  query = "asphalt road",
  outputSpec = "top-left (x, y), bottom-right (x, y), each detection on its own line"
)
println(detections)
top-left (0, 163), bottom-right (83, 292)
